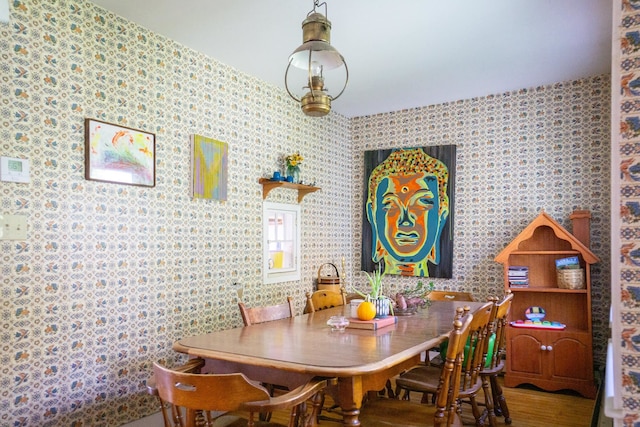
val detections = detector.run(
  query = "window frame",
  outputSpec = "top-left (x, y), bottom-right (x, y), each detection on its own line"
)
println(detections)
top-left (262, 201), bottom-right (301, 284)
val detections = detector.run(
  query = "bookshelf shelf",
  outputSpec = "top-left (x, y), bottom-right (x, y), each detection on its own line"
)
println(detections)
top-left (495, 210), bottom-right (599, 398)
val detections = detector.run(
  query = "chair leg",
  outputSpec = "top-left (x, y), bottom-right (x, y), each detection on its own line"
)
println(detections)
top-left (490, 375), bottom-right (511, 424)
top-left (291, 401), bottom-right (306, 427)
top-left (481, 375), bottom-right (497, 427)
top-left (469, 395), bottom-right (485, 427)
top-left (305, 391), bottom-right (324, 427)
top-left (490, 376), bottom-right (502, 417)
top-left (384, 379), bottom-right (396, 398)
top-left (316, 391), bottom-right (343, 423)
top-left (156, 398), bottom-right (172, 427)
top-left (491, 388), bottom-right (502, 416)
top-left (317, 391), bottom-right (325, 420)
top-left (171, 403), bottom-right (183, 426)
top-left (419, 391), bottom-right (437, 404)
top-left (259, 383), bottom-right (275, 421)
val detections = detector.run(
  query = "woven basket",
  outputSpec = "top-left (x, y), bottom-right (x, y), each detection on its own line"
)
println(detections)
top-left (317, 263), bottom-right (341, 292)
top-left (557, 268), bottom-right (585, 289)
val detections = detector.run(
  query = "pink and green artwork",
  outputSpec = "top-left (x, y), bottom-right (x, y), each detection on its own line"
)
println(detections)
top-left (84, 119), bottom-right (156, 187)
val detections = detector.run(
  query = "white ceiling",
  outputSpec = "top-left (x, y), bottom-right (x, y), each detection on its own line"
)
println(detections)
top-left (91, 0), bottom-right (613, 118)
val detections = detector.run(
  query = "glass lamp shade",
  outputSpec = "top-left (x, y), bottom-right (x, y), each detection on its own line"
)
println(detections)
top-left (285, 44), bottom-right (348, 101)
top-left (288, 41), bottom-right (345, 71)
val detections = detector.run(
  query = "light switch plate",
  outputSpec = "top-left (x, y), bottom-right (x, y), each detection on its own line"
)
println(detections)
top-left (0, 214), bottom-right (27, 240)
top-left (0, 0), bottom-right (9, 24)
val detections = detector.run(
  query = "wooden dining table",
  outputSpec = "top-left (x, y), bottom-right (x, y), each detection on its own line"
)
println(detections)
top-left (173, 300), bottom-right (485, 426)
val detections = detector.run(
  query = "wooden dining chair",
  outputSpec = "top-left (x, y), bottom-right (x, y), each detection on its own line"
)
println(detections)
top-left (358, 307), bottom-right (474, 427)
top-left (480, 292), bottom-right (514, 426)
top-left (394, 301), bottom-right (494, 426)
top-left (146, 357), bottom-right (206, 427)
top-left (149, 358), bottom-right (330, 427)
top-left (429, 290), bottom-right (475, 302)
top-left (427, 290), bottom-right (475, 367)
top-left (237, 296), bottom-right (296, 421)
top-left (238, 296), bottom-right (295, 326)
top-left (452, 292), bottom-right (514, 427)
top-left (304, 288), bottom-right (347, 313)
top-left (302, 287), bottom-right (348, 421)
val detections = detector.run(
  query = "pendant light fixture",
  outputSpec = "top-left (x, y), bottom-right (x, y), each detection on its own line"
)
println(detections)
top-left (284, 0), bottom-right (349, 117)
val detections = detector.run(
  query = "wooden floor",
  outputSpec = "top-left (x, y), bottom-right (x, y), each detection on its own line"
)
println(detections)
top-left (269, 376), bottom-right (596, 427)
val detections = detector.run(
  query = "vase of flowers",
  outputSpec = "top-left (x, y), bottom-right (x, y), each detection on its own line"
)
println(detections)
top-left (285, 152), bottom-right (303, 184)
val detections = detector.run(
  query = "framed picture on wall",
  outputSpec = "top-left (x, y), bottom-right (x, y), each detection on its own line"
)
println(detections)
top-left (84, 118), bottom-right (156, 187)
top-left (190, 134), bottom-right (228, 201)
top-left (361, 145), bottom-right (457, 278)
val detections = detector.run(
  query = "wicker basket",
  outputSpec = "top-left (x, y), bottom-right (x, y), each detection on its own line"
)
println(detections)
top-left (317, 263), bottom-right (341, 292)
top-left (557, 268), bottom-right (585, 289)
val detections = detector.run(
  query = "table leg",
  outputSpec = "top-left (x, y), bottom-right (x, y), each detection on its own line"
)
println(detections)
top-left (335, 377), bottom-right (363, 427)
top-left (333, 355), bottom-right (421, 427)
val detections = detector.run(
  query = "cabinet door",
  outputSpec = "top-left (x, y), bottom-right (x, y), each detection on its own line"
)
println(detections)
top-left (549, 334), bottom-right (592, 381)
top-left (507, 330), bottom-right (544, 377)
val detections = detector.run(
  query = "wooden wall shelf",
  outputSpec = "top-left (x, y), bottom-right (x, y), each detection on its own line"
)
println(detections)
top-left (258, 178), bottom-right (320, 202)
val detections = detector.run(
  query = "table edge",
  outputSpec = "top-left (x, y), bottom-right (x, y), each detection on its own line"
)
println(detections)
top-left (173, 334), bottom-right (447, 377)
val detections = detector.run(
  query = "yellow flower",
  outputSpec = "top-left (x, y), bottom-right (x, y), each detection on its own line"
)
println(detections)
top-left (285, 152), bottom-right (303, 168)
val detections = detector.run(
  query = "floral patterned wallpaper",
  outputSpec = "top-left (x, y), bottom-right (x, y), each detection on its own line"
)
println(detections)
top-left (0, 1), bottom-right (352, 425)
top-left (0, 0), bottom-right (612, 426)
top-left (618, 0), bottom-right (640, 423)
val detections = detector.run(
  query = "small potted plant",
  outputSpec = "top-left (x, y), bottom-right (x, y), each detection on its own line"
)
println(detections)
top-left (392, 281), bottom-right (435, 316)
top-left (352, 267), bottom-right (393, 317)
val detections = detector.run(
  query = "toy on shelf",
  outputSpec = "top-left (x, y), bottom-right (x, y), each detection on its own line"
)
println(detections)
top-left (509, 305), bottom-right (566, 330)
top-left (510, 319), bottom-right (566, 330)
top-left (524, 306), bottom-right (545, 321)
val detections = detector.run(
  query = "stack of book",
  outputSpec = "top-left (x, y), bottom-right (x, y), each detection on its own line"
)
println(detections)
top-left (508, 266), bottom-right (529, 288)
top-left (347, 316), bottom-right (397, 330)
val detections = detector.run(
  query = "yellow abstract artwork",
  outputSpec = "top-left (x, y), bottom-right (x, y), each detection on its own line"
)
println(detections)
top-left (190, 134), bottom-right (228, 200)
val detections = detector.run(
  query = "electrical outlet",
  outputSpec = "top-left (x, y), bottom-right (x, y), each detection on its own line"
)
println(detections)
top-left (0, 214), bottom-right (27, 240)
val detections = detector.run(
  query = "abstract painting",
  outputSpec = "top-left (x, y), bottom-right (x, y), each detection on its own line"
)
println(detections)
top-left (84, 119), bottom-right (156, 187)
top-left (190, 134), bottom-right (228, 201)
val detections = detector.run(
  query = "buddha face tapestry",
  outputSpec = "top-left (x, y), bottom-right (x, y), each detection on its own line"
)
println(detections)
top-left (362, 145), bottom-right (456, 278)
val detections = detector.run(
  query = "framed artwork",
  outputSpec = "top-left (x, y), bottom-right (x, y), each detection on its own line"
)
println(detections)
top-left (361, 145), bottom-right (456, 278)
top-left (190, 134), bottom-right (228, 201)
top-left (84, 118), bottom-right (156, 187)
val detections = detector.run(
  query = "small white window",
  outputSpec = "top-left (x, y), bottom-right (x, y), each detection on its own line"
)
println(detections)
top-left (263, 202), bottom-right (301, 284)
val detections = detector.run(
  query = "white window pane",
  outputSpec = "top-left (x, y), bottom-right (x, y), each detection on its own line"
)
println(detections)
top-left (263, 202), bottom-right (300, 284)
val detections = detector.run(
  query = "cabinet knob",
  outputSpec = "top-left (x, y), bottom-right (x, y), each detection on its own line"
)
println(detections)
top-left (546, 345), bottom-right (553, 351)
top-left (540, 345), bottom-right (547, 351)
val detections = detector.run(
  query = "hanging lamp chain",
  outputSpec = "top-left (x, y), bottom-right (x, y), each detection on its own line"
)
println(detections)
top-left (308, 0), bottom-right (328, 18)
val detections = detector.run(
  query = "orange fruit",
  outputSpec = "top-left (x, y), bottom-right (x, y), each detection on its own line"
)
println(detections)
top-left (357, 301), bottom-right (376, 321)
